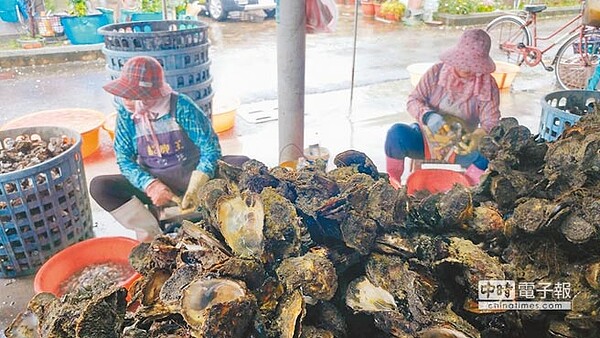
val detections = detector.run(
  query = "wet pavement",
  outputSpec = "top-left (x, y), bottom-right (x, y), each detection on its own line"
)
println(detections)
top-left (0, 5), bottom-right (570, 331)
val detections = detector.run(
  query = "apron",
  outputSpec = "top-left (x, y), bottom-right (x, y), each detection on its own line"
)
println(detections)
top-left (135, 93), bottom-right (200, 195)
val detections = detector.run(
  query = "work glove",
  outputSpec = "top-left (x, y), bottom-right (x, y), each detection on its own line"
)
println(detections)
top-left (181, 171), bottom-right (210, 211)
top-left (457, 128), bottom-right (487, 155)
top-left (145, 179), bottom-right (176, 207)
top-left (422, 111), bottom-right (445, 134)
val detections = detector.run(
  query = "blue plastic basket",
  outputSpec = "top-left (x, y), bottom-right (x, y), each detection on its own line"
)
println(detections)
top-left (102, 43), bottom-right (210, 71)
top-left (539, 90), bottom-right (600, 142)
top-left (0, 127), bottom-right (94, 278)
top-left (61, 14), bottom-right (109, 45)
top-left (98, 20), bottom-right (209, 52)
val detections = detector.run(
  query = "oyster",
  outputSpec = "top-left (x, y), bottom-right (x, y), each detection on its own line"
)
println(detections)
top-left (276, 248), bottom-right (338, 301)
top-left (437, 184), bottom-right (473, 228)
top-left (345, 276), bottom-right (397, 312)
top-left (464, 205), bottom-right (504, 237)
top-left (333, 150), bottom-right (379, 180)
top-left (216, 191), bottom-right (265, 258)
top-left (560, 214), bottom-right (596, 244)
top-left (340, 210), bottom-right (378, 255)
top-left (435, 237), bottom-right (505, 300)
top-left (180, 278), bottom-right (256, 338)
top-left (366, 179), bottom-right (401, 230)
top-left (274, 290), bottom-right (306, 338)
top-left (260, 187), bottom-right (302, 260)
top-left (505, 198), bottom-right (560, 235)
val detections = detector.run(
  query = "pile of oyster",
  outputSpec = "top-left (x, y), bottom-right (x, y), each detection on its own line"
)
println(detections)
top-left (0, 133), bottom-right (73, 174)
top-left (6, 111), bottom-right (600, 338)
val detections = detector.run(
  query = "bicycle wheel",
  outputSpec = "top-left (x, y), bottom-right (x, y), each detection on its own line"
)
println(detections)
top-left (554, 29), bottom-right (600, 90)
top-left (486, 16), bottom-right (531, 65)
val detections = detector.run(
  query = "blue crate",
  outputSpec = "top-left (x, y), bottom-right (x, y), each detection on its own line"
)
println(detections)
top-left (539, 90), bottom-right (600, 142)
top-left (98, 20), bottom-right (209, 52)
top-left (102, 43), bottom-right (210, 71)
top-left (0, 127), bottom-right (94, 278)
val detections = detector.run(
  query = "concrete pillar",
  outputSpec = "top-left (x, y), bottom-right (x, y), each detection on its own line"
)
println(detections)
top-left (277, 0), bottom-right (306, 164)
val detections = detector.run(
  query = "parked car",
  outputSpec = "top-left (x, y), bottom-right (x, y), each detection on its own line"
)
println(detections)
top-left (193, 0), bottom-right (276, 21)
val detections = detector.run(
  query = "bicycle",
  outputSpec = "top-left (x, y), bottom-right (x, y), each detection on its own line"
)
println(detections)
top-left (485, 1), bottom-right (600, 90)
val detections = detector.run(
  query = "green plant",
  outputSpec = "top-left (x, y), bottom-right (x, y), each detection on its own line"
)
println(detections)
top-left (69, 0), bottom-right (88, 16)
top-left (141, 0), bottom-right (162, 12)
top-left (45, 0), bottom-right (57, 13)
top-left (438, 0), bottom-right (496, 15)
top-left (380, 0), bottom-right (405, 17)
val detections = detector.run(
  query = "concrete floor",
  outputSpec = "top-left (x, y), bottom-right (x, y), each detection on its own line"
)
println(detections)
top-left (0, 7), bottom-right (567, 332)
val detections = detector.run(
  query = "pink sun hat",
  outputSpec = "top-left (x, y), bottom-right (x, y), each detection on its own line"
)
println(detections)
top-left (439, 29), bottom-right (496, 74)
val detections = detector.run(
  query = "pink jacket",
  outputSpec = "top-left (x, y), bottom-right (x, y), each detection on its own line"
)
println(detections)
top-left (407, 63), bottom-right (501, 133)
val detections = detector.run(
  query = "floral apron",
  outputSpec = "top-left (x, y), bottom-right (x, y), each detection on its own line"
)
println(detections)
top-left (135, 94), bottom-right (200, 195)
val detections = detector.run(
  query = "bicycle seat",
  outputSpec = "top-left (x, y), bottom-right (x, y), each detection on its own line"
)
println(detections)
top-left (524, 5), bottom-right (547, 13)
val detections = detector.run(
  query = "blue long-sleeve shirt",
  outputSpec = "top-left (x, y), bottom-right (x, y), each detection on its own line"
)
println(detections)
top-left (113, 94), bottom-right (222, 191)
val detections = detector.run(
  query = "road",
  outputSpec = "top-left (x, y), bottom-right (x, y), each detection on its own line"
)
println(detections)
top-left (0, 7), bottom-right (566, 125)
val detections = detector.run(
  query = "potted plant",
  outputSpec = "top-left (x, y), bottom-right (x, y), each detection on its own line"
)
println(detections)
top-left (60, 0), bottom-right (109, 44)
top-left (380, 0), bottom-right (405, 21)
top-left (361, 0), bottom-right (375, 17)
top-left (373, 0), bottom-right (384, 17)
top-left (121, 0), bottom-right (163, 22)
top-left (16, 0), bottom-right (45, 49)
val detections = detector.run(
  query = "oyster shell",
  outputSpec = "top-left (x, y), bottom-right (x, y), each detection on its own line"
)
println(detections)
top-left (216, 191), bottom-right (265, 258)
top-left (260, 187), bottom-right (302, 260)
top-left (333, 150), bottom-right (379, 180)
top-left (345, 276), bottom-right (397, 312)
top-left (340, 210), bottom-right (378, 255)
top-left (274, 290), bottom-right (306, 338)
top-left (180, 278), bottom-right (256, 338)
top-left (276, 249), bottom-right (338, 301)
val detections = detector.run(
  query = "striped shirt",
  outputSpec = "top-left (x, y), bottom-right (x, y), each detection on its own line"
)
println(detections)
top-left (114, 94), bottom-right (222, 191)
top-left (407, 62), bottom-right (500, 132)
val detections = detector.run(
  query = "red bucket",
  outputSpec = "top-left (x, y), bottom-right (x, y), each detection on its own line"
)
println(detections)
top-left (406, 169), bottom-right (471, 195)
top-left (34, 236), bottom-right (141, 298)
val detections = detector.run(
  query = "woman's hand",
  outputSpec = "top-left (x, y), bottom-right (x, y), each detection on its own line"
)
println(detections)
top-left (145, 180), bottom-right (176, 207)
top-left (457, 128), bottom-right (487, 155)
top-left (422, 111), bottom-right (444, 134)
top-left (181, 171), bottom-right (210, 211)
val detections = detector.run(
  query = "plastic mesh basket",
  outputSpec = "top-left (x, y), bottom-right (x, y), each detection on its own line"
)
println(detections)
top-left (539, 90), bottom-right (600, 142)
top-left (103, 43), bottom-right (210, 71)
top-left (98, 20), bottom-right (209, 52)
top-left (0, 127), bottom-right (93, 278)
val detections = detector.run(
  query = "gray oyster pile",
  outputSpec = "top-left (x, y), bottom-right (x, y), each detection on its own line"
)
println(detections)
top-left (7, 111), bottom-right (600, 338)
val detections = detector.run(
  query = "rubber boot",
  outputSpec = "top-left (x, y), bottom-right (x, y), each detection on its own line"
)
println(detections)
top-left (110, 196), bottom-right (162, 242)
top-left (386, 156), bottom-right (405, 189)
top-left (464, 164), bottom-right (486, 186)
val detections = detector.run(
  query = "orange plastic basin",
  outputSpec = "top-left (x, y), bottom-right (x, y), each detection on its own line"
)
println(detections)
top-left (212, 95), bottom-right (239, 133)
top-left (34, 236), bottom-right (141, 297)
top-left (406, 169), bottom-right (471, 195)
top-left (103, 112), bottom-right (117, 141)
top-left (1, 108), bottom-right (106, 158)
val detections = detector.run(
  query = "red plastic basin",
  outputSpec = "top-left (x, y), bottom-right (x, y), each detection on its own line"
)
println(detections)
top-left (406, 169), bottom-right (471, 196)
top-left (34, 236), bottom-right (141, 297)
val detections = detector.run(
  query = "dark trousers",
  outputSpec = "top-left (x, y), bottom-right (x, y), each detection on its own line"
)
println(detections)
top-left (89, 155), bottom-right (251, 212)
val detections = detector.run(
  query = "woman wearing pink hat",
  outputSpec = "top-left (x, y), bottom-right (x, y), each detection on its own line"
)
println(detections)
top-left (385, 29), bottom-right (501, 188)
top-left (90, 56), bottom-right (222, 242)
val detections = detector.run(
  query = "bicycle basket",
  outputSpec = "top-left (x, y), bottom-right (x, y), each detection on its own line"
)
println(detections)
top-left (583, 0), bottom-right (600, 27)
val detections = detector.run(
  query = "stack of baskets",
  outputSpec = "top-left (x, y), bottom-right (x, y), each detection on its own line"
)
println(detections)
top-left (98, 20), bottom-right (214, 119)
top-left (539, 90), bottom-right (600, 142)
top-left (0, 127), bottom-right (94, 278)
